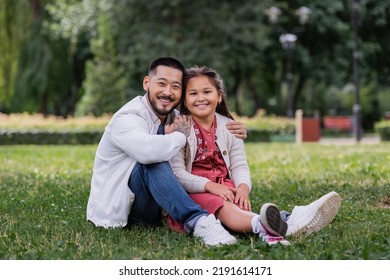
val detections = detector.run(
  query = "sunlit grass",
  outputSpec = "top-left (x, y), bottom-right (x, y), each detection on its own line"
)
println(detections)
top-left (0, 143), bottom-right (389, 259)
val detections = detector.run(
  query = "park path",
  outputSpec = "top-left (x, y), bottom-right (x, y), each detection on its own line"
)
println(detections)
top-left (319, 135), bottom-right (380, 145)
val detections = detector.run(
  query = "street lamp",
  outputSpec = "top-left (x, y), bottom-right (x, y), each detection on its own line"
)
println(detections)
top-left (350, 0), bottom-right (362, 142)
top-left (265, 6), bottom-right (311, 118)
top-left (279, 33), bottom-right (297, 118)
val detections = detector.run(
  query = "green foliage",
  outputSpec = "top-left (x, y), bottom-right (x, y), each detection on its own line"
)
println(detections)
top-left (240, 111), bottom-right (295, 132)
top-left (0, 129), bottom-right (103, 145)
top-left (76, 8), bottom-right (126, 116)
top-left (1, 144), bottom-right (390, 259)
top-left (362, 0), bottom-right (390, 84)
top-left (0, 113), bottom-right (109, 131)
top-left (8, 0), bottom-right (92, 116)
top-left (45, 0), bottom-right (98, 44)
top-left (246, 129), bottom-right (272, 142)
top-left (374, 121), bottom-right (390, 141)
top-left (0, 113), bottom-right (108, 144)
top-left (0, 0), bottom-right (30, 110)
top-left (242, 110), bottom-right (296, 142)
top-left (13, 25), bottom-right (51, 112)
top-left (311, 80), bottom-right (390, 130)
top-left (112, 0), bottom-right (274, 114)
top-left (2, 0), bottom-right (390, 129)
top-left (0, 113), bottom-right (296, 144)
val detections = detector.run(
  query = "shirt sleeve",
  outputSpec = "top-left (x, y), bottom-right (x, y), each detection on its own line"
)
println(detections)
top-left (110, 114), bottom-right (186, 164)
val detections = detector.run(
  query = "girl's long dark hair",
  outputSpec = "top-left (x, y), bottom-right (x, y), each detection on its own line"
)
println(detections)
top-left (180, 66), bottom-right (234, 120)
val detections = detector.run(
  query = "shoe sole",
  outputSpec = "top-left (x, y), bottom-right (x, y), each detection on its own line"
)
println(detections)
top-left (260, 203), bottom-right (288, 237)
top-left (300, 192), bottom-right (341, 234)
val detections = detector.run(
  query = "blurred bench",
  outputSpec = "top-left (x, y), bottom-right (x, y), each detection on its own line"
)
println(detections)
top-left (323, 116), bottom-right (352, 132)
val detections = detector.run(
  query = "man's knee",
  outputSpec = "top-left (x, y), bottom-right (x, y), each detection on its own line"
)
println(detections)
top-left (144, 161), bottom-right (175, 175)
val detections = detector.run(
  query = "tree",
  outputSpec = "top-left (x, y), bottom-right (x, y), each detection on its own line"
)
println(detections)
top-left (12, 0), bottom-right (52, 114)
top-left (111, 0), bottom-right (273, 116)
top-left (76, 6), bottom-right (126, 116)
top-left (0, 0), bottom-right (30, 111)
top-left (11, 0), bottom-right (92, 116)
top-left (2, 0), bottom-right (390, 128)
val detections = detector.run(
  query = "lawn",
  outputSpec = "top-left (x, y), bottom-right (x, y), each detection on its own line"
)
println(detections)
top-left (0, 143), bottom-right (389, 260)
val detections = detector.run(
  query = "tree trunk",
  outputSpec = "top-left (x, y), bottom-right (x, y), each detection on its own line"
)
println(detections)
top-left (246, 76), bottom-right (262, 114)
top-left (40, 91), bottom-right (48, 116)
top-left (67, 53), bottom-right (78, 116)
top-left (230, 68), bottom-right (242, 115)
top-left (292, 75), bottom-right (307, 116)
top-left (28, 0), bottom-right (41, 21)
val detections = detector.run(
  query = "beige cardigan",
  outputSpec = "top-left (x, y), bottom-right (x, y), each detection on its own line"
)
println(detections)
top-left (170, 113), bottom-right (252, 193)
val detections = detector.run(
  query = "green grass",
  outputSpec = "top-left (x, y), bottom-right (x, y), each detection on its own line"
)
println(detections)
top-left (1, 143), bottom-right (389, 260)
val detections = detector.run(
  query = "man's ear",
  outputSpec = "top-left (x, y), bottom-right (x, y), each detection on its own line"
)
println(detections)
top-left (143, 76), bottom-right (149, 91)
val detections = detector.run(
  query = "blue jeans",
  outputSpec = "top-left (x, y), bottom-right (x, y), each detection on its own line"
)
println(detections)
top-left (127, 161), bottom-right (208, 232)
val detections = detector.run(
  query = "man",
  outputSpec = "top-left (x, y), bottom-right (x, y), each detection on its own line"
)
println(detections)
top-left (86, 57), bottom-right (250, 246)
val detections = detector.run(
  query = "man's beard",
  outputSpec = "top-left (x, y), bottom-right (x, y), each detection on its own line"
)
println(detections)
top-left (147, 89), bottom-right (177, 117)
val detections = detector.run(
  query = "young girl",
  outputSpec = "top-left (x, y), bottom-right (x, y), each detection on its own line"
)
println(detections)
top-left (167, 66), bottom-right (289, 245)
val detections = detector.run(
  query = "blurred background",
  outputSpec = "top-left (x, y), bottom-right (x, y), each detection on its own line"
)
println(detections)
top-left (1, 0), bottom-right (390, 133)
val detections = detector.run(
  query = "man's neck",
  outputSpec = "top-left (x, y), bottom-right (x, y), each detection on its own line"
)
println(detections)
top-left (159, 116), bottom-right (167, 125)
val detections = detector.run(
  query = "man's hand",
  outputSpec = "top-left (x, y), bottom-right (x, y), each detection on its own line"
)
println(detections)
top-left (165, 115), bottom-right (191, 137)
top-left (226, 121), bottom-right (247, 140)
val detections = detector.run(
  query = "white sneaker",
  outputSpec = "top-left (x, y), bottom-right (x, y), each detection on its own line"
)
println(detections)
top-left (193, 214), bottom-right (237, 246)
top-left (286, 191), bottom-right (341, 236)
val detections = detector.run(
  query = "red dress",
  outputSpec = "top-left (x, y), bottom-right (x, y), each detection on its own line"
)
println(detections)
top-left (167, 117), bottom-right (235, 233)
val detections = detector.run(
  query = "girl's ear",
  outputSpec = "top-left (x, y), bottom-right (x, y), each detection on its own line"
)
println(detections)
top-left (218, 94), bottom-right (223, 104)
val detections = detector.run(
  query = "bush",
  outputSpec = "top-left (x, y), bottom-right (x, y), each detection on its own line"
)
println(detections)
top-left (0, 113), bottom-right (110, 131)
top-left (374, 121), bottom-right (390, 141)
top-left (0, 113), bottom-right (108, 144)
top-left (0, 112), bottom-right (296, 144)
top-left (236, 110), bottom-right (295, 142)
top-left (236, 110), bottom-right (295, 132)
top-left (246, 129), bottom-right (271, 142)
top-left (0, 129), bottom-right (103, 145)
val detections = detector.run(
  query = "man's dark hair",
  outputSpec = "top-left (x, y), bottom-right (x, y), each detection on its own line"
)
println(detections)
top-left (148, 57), bottom-right (186, 76)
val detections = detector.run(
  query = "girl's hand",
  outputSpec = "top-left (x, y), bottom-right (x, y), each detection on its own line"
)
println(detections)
top-left (234, 184), bottom-right (251, 210)
top-left (205, 182), bottom-right (236, 203)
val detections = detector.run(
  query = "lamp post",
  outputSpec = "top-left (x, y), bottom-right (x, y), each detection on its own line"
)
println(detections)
top-left (351, 0), bottom-right (362, 142)
top-left (266, 6), bottom-right (311, 118)
top-left (279, 33), bottom-right (297, 118)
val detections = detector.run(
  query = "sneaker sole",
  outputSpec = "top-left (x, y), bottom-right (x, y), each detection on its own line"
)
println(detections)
top-left (260, 203), bottom-right (288, 237)
top-left (300, 192), bottom-right (341, 234)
